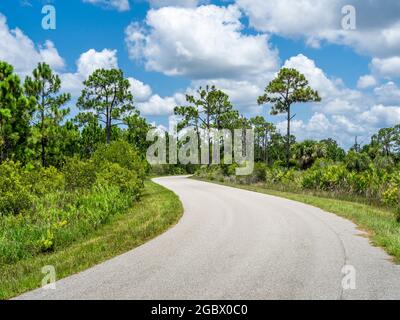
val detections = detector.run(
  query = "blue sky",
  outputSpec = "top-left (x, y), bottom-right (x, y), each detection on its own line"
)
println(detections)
top-left (0, 0), bottom-right (400, 148)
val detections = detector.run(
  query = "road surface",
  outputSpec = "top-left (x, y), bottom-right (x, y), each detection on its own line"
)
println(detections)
top-left (17, 176), bottom-right (400, 299)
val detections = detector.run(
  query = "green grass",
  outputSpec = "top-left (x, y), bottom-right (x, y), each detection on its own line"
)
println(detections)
top-left (193, 177), bottom-right (400, 263)
top-left (0, 180), bottom-right (183, 300)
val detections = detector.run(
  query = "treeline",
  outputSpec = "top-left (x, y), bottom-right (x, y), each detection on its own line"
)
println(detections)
top-left (0, 61), bottom-right (151, 167)
top-left (0, 61), bottom-right (150, 262)
top-left (2, 58), bottom-right (400, 215)
top-left (168, 70), bottom-right (400, 216)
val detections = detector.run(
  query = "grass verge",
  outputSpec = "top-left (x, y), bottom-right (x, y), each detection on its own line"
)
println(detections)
top-left (0, 180), bottom-right (183, 300)
top-left (193, 177), bottom-right (400, 263)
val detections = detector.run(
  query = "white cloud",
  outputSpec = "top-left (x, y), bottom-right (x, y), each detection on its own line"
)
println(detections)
top-left (283, 54), bottom-right (363, 113)
top-left (191, 78), bottom-right (269, 114)
top-left (125, 5), bottom-right (279, 79)
top-left (277, 112), bottom-right (366, 147)
top-left (324, 98), bottom-right (360, 115)
top-left (0, 13), bottom-right (64, 75)
top-left (82, 0), bottom-right (130, 11)
top-left (371, 56), bottom-right (400, 79)
top-left (283, 54), bottom-right (339, 98)
top-left (60, 49), bottom-right (119, 96)
top-left (360, 104), bottom-right (400, 127)
top-left (77, 48), bottom-right (118, 77)
top-left (148, 0), bottom-right (202, 8)
top-left (374, 82), bottom-right (400, 104)
top-left (273, 54), bottom-right (399, 147)
top-left (357, 75), bottom-right (377, 89)
top-left (60, 48), bottom-right (152, 103)
top-left (137, 93), bottom-right (186, 116)
top-left (236, 0), bottom-right (400, 58)
top-left (128, 78), bottom-right (152, 102)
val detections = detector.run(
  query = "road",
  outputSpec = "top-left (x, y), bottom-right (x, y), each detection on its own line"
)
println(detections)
top-left (17, 176), bottom-right (400, 300)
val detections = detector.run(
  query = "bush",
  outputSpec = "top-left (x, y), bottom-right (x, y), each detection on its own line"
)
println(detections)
top-left (252, 163), bottom-right (267, 182)
top-left (63, 157), bottom-right (97, 190)
top-left (0, 141), bottom-right (150, 264)
top-left (345, 151), bottom-right (370, 172)
top-left (92, 141), bottom-right (148, 181)
top-left (26, 166), bottom-right (65, 195)
top-left (96, 162), bottom-right (142, 199)
top-left (0, 161), bottom-right (33, 215)
top-left (151, 164), bottom-right (187, 176)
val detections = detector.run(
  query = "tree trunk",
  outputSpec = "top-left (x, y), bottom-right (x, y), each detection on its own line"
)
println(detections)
top-left (41, 106), bottom-right (46, 167)
top-left (106, 123), bottom-right (111, 144)
top-left (265, 128), bottom-right (269, 166)
top-left (286, 105), bottom-right (291, 169)
top-left (106, 108), bottom-right (111, 144)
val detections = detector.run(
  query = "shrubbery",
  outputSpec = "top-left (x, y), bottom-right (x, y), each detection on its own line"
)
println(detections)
top-left (195, 158), bottom-right (400, 214)
top-left (0, 161), bottom-right (33, 215)
top-left (0, 141), bottom-right (148, 265)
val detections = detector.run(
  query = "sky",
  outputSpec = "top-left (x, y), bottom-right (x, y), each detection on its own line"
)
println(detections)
top-left (0, 0), bottom-right (400, 148)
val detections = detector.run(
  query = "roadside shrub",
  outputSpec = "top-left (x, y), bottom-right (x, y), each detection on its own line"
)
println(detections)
top-left (221, 163), bottom-right (238, 177)
top-left (151, 164), bottom-right (187, 176)
top-left (383, 185), bottom-right (399, 206)
top-left (26, 166), bottom-right (65, 195)
top-left (252, 163), bottom-right (267, 182)
top-left (96, 162), bottom-right (142, 199)
top-left (0, 161), bottom-right (33, 215)
top-left (62, 157), bottom-right (97, 190)
top-left (345, 151), bottom-right (370, 172)
top-left (383, 171), bottom-right (400, 209)
top-left (92, 141), bottom-right (148, 181)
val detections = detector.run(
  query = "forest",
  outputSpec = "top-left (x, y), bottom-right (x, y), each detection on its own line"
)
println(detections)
top-left (1, 58), bottom-right (400, 276)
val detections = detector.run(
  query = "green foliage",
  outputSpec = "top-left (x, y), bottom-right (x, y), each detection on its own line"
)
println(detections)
top-left (24, 62), bottom-right (71, 167)
top-left (27, 166), bottom-right (65, 196)
top-left (0, 161), bottom-right (33, 215)
top-left (0, 61), bottom-right (36, 163)
top-left (92, 140), bottom-right (148, 181)
top-left (174, 85), bottom-right (239, 136)
top-left (196, 156), bottom-right (400, 216)
top-left (151, 164), bottom-right (188, 176)
top-left (0, 141), bottom-right (147, 265)
top-left (77, 68), bottom-right (136, 144)
top-left (258, 68), bottom-right (321, 167)
top-left (62, 157), bottom-right (97, 190)
top-left (96, 162), bottom-right (142, 199)
top-left (345, 150), bottom-right (371, 172)
top-left (257, 68), bottom-right (321, 115)
top-left (123, 113), bottom-right (152, 155)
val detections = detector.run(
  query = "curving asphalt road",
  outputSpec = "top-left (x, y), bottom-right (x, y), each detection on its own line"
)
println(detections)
top-left (17, 176), bottom-right (400, 300)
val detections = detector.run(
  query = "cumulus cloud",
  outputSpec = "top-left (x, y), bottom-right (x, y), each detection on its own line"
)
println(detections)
top-left (82, 0), bottom-right (130, 11)
top-left (77, 48), bottom-right (119, 77)
top-left (272, 54), bottom-right (400, 147)
top-left (148, 0), bottom-right (203, 8)
top-left (60, 49), bottom-right (119, 96)
top-left (357, 75), bottom-right (377, 89)
top-left (360, 104), bottom-right (400, 127)
top-left (374, 82), bottom-right (400, 104)
top-left (137, 93), bottom-right (186, 116)
top-left (60, 48), bottom-right (152, 103)
top-left (283, 54), bottom-right (340, 99)
top-left (0, 13), bottom-right (64, 75)
top-left (125, 5), bottom-right (279, 79)
top-left (371, 56), bottom-right (400, 79)
top-left (128, 78), bottom-right (152, 102)
top-left (283, 54), bottom-right (362, 110)
top-left (236, 0), bottom-right (400, 58)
